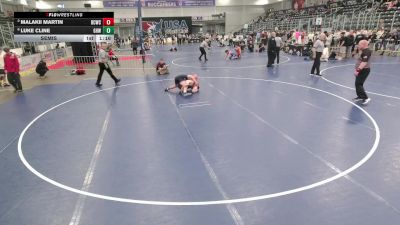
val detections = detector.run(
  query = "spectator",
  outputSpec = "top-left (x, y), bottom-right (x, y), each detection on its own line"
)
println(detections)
top-left (3, 47), bottom-right (23, 93)
top-left (345, 31), bottom-right (355, 58)
top-left (339, 32), bottom-right (346, 58)
top-left (35, 58), bottom-right (49, 79)
top-left (235, 45), bottom-right (242, 58)
top-left (275, 33), bottom-right (283, 64)
top-left (156, 58), bottom-right (169, 75)
top-left (108, 47), bottom-right (120, 66)
top-left (353, 30), bottom-right (369, 56)
top-left (248, 40), bottom-right (255, 52)
top-left (131, 39), bottom-right (138, 55)
top-left (0, 47), bottom-right (10, 87)
top-left (258, 43), bottom-right (266, 52)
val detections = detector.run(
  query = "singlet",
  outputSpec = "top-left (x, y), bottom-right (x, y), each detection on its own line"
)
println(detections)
top-left (174, 74), bottom-right (188, 88)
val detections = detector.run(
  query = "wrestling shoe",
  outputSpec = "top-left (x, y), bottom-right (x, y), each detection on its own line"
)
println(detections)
top-left (362, 98), bottom-right (371, 105)
top-left (115, 78), bottom-right (121, 85)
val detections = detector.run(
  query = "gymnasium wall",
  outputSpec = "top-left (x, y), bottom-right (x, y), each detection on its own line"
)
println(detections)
top-left (32, 1), bottom-right (267, 34)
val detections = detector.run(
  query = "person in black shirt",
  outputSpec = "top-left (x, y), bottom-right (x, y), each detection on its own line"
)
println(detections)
top-left (369, 31), bottom-right (378, 50)
top-left (353, 40), bottom-right (372, 105)
top-left (266, 32), bottom-right (277, 67)
top-left (35, 59), bottom-right (49, 79)
top-left (345, 31), bottom-right (355, 58)
top-left (353, 31), bottom-right (368, 56)
top-left (248, 40), bottom-right (254, 52)
top-left (131, 39), bottom-right (138, 55)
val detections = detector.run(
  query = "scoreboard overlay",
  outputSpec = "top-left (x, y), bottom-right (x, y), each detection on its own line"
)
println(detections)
top-left (14, 12), bottom-right (114, 42)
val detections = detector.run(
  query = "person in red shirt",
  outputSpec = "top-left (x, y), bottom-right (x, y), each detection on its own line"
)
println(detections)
top-left (235, 45), bottom-right (241, 58)
top-left (3, 47), bottom-right (22, 93)
top-left (108, 47), bottom-right (120, 66)
top-left (156, 58), bottom-right (169, 75)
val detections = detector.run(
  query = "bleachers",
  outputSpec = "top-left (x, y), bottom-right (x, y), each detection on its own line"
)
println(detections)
top-left (242, 0), bottom-right (399, 34)
top-left (0, 12), bottom-right (20, 48)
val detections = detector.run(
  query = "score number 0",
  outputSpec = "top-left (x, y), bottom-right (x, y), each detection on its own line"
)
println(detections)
top-left (103, 18), bottom-right (114, 26)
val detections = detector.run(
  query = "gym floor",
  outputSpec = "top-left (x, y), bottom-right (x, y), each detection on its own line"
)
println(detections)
top-left (0, 44), bottom-right (399, 225)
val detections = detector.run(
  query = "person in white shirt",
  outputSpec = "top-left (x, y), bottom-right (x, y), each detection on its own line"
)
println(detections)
top-left (274, 33), bottom-right (283, 64)
top-left (95, 42), bottom-right (121, 87)
top-left (326, 33), bottom-right (333, 48)
top-left (310, 33), bottom-right (326, 76)
top-left (0, 47), bottom-right (10, 87)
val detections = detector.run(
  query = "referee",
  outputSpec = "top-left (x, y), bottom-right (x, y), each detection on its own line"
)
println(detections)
top-left (266, 32), bottom-right (277, 67)
top-left (310, 33), bottom-right (326, 76)
top-left (199, 39), bottom-right (208, 61)
top-left (353, 40), bottom-right (371, 105)
top-left (96, 42), bottom-right (121, 87)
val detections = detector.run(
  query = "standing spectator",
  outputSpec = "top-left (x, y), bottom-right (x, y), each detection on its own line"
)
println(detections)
top-left (339, 32), bottom-right (346, 58)
top-left (261, 31), bottom-right (268, 46)
top-left (326, 32), bottom-right (333, 48)
top-left (177, 33), bottom-right (182, 45)
top-left (248, 39), bottom-right (254, 52)
top-left (131, 38), bottom-right (138, 55)
top-left (379, 31), bottom-right (389, 55)
top-left (370, 31), bottom-right (378, 50)
top-left (345, 31), bottom-right (355, 58)
top-left (267, 32), bottom-right (277, 67)
top-left (3, 47), bottom-right (22, 93)
top-left (353, 30), bottom-right (368, 56)
top-left (95, 42), bottom-right (121, 87)
top-left (275, 33), bottom-right (283, 64)
top-left (310, 33), bottom-right (326, 76)
top-left (0, 47), bottom-right (10, 87)
top-left (235, 45), bottom-right (242, 58)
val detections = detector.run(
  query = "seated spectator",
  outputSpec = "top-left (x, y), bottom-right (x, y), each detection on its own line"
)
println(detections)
top-left (258, 43), bottom-right (266, 52)
top-left (156, 58), bottom-right (169, 75)
top-left (35, 59), bottom-right (49, 79)
top-left (108, 47), bottom-right (120, 66)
